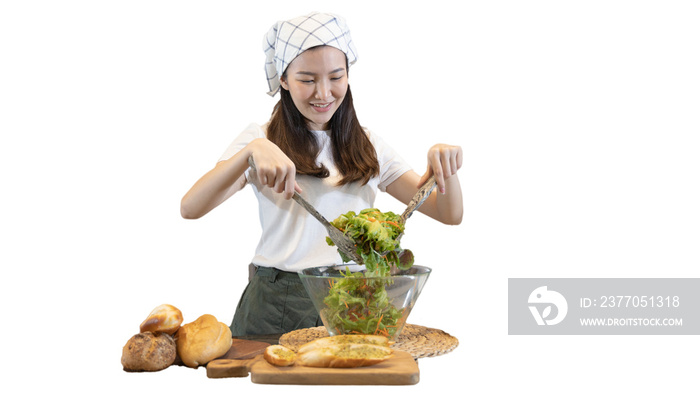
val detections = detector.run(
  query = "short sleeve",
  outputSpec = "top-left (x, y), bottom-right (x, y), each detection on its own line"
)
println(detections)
top-left (367, 129), bottom-right (412, 192)
top-left (219, 123), bottom-right (267, 162)
top-left (218, 123), bottom-right (267, 181)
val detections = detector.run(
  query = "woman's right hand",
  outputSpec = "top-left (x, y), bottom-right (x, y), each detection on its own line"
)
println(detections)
top-left (181, 138), bottom-right (301, 219)
top-left (246, 138), bottom-right (301, 200)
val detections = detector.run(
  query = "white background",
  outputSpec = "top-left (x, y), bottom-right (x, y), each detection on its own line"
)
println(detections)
top-left (2, 0), bottom-right (699, 392)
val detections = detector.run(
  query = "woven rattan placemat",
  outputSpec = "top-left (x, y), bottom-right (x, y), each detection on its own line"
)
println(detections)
top-left (279, 324), bottom-right (459, 359)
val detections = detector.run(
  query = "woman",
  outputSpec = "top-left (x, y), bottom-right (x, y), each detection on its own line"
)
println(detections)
top-left (181, 12), bottom-right (463, 336)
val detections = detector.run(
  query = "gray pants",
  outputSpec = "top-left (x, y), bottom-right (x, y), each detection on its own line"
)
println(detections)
top-left (230, 265), bottom-right (323, 336)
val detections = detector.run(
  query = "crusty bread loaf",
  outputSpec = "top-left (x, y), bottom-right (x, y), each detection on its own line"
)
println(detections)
top-left (263, 345), bottom-right (297, 367)
top-left (297, 343), bottom-right (393, 368)
top-left (176, 314), bottom-right (232, 368)
top-left (139, 304), bottom-right (183, 335)
top-left (297, 334), bottom-right (389, 354)
top-left (121, 332), bottom-right (177, 372)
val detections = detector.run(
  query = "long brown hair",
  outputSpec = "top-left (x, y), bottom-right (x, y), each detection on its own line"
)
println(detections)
top-left (266, 85), bottom-right (380, 186)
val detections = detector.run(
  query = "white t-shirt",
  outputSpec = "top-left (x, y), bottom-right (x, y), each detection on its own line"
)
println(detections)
top-left (218, 123), bottom-right (411, 272)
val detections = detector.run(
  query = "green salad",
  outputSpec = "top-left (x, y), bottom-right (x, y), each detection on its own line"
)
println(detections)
top-left (323, 208), bottom-right (415, 337)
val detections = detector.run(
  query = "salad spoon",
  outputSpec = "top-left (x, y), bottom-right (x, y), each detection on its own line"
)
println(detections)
top-left (380, 175), bottom-right (437, 256)
top-left (399, 175), bottom-right (437, 225)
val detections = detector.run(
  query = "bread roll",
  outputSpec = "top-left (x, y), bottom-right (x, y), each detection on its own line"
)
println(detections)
top-left (121, 332), bottom-right (177, 372)
top-left (263, 345), bottom-right (296, 367)
top-left (298, 335), bottom-right (389, 354)
top-left (139, 304), bottom-right (183, 335)
top-left (176, 314), bottom-right (232, 368)
top-left (297, 343), bottom-right (393, 368)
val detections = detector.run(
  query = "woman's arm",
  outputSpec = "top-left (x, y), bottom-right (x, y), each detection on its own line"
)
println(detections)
top-left (180, 138), bottom-right (300, 219)
top-left (385, 144), bottom-right (463, 225)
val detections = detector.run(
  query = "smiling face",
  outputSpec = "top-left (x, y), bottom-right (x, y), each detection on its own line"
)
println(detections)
top-left (280, 46), bottom-right (349, 131)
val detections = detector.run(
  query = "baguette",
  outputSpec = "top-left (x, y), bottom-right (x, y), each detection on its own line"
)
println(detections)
top-left (297, 343), bottom-right (393, 368)
top-left (263, 345), bottom-right (297, 367)
top-left (297, 334), bottom-right (389, 354)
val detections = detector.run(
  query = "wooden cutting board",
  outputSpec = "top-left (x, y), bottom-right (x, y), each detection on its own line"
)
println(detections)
top-left (219, 338), bottom-right (270, 359)
top-left (207, 350), bottom-right (419, 385)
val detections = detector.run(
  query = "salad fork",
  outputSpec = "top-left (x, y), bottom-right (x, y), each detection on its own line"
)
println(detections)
top-left (247, 156), bottom-right (363, 264)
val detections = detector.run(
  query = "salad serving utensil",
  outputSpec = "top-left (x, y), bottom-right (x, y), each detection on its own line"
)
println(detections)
top-left (379, 175), bottom-right (437, 256)
top-left (247, 157), bottom-right (363, 264)
top-left (399, 175), bottom-right (437, 225)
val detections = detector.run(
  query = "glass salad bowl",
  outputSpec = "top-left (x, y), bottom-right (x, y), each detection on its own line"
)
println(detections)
top-left (298, 263), bottom-right (431, 341)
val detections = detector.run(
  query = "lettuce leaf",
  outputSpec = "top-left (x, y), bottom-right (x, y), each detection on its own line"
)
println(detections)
top-left (322, 208), bottom-right (415, 337)
top-left (326, 208), bottom-right (414, 272)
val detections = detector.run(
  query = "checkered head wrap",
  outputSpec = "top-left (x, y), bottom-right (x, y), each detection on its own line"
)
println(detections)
top-left (263, 12), bottom-right (358, 96)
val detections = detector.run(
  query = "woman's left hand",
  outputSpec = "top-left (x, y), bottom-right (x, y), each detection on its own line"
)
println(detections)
top-left (419, 144), bottom-right (463, 194)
